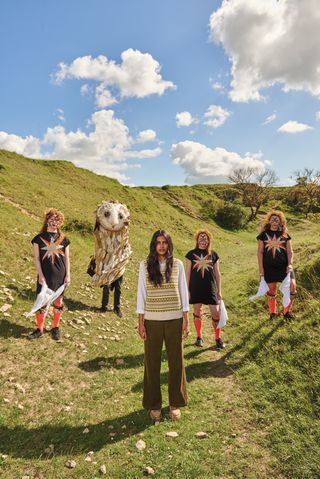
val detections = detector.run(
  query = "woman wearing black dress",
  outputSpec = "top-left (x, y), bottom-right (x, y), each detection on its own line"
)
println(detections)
top-left (28, 208), bottom-right (71, 340)
top-left (257, 210), bottom-right (296, 320)
top-left (185, 230), bottom-right (225, 349)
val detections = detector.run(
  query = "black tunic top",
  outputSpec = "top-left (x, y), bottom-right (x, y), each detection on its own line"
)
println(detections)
top-left (185, 248), bottom-right (219, 305)
top-left (256, 229), bottom-right (291, 283)
top-left (32, 232), bottom-right (70, 292)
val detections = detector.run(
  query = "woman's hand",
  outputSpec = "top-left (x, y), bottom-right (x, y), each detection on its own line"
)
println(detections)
top-left (138, 315), bottom-right (146, 340)
top-left (64, 275), bottom-right (71, 286)
top-left (286, 264), bottom-right (293, 273)
top-left (217, 291), bottom-right (223, 301)
top-left (259, 270), bottom-right (264, 277)
top-left (182, 313), bottom-right (190, 340)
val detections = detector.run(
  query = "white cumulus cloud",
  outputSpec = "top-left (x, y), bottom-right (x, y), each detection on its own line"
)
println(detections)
top-left (277, 120), bottom-right (313, 133)
top-left (171, 140), bottom-right (266, 184)
top-left (0, 110), bottom-right (161, 183)
top-left (42, 109), bottom-right (162, 181)
top-left (0, 131), bottom-right (41, 158)
top-left (54, 49), bottom-right (176, 107)
top-left (176, 111), bottom-right (195, 127)
top-left (210, 0), bottom-right (320, 102)
top-left (204, 105), bottom-right (230, 128)
top-left (137, 129), bottom-right (157, 143)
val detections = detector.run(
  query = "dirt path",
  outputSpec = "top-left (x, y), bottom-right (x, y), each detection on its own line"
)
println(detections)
top-left (0, 192), bottom-right (40, 221)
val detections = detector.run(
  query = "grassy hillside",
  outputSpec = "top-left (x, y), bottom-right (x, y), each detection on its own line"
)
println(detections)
top-left (0, 150), bottom-right (320, 478)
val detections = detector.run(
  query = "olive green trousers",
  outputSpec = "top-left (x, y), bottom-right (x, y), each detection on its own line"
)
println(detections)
top-left (143, 317), bottom-right (188, 410)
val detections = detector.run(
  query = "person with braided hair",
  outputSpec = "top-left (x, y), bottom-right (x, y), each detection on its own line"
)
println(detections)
top-left (28, 208), bottom-right (70, 340)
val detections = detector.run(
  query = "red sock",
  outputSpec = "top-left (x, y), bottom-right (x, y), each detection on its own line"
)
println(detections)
top-left (283, 299), bottom-right (294, 315)
top-left (212, 321), bottom-right (221, 340)
top-left (268, 297), bottom-right (277, 314)
top-left (36, 312), bottom-right (45, 332)
top-left (53, 311), bottom-right (61, 328)
top-left (193, 317), bottom-right (203, 338)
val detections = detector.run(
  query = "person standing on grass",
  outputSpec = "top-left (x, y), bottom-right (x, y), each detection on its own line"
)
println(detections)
top-left (185, 229), bottom-right (225, 350)
top-left (257, 210), bottom-right (296, 321)
top-left (137, 229), bottom-right (189, 422)
top-left (28, 208), bottom-right (70, 341)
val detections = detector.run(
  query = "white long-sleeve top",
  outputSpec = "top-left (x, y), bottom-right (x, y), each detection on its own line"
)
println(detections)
top-left (136, 258), bottom-right (189, 319)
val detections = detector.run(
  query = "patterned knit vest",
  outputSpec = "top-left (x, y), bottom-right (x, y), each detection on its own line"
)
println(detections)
top-left (144, 258), bottom-right (182, 320)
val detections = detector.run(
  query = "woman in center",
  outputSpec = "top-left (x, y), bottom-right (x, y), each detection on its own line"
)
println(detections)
top-left (137, 230), bottom-right (189, 422)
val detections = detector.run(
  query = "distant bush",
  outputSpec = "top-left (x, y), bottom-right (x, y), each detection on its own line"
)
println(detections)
top-left (0, 163), bottom-right (5, 171)
top-left (162, 185), bottom-right (170, 191)
top-left (200, 197), bottom-right (223, 220)
top-left (214, 202), bottom-right (247, 230)
top-left (65, 219), bottom-right (93, 235)
top-left (215, 187), bottom-right (240, 202)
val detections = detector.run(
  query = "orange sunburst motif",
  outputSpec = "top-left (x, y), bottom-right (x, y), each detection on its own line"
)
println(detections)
top-left (192, 253), bottom-right (213, 279)
top-left (40, 236), bottom-right (65, 264)
top-left (264, 233), bottom-right (286, 258)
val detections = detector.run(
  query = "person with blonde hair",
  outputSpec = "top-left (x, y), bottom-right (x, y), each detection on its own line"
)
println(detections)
top-left (28, 208), bottom-right (70, 340)
top-left (185, 229), bottom-right (224, 349)
top-left (257, 210), bottom-right (296, 320)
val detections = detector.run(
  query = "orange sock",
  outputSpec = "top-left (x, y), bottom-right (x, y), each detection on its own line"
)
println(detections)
top-left (193, 315), bottom-right (203, 338)
top-left (36, 311), bottom-right (45, 332)
top-left (212, 320), bottom-right (221, 340)
top-left (53, 298), bottom-right (63, 328)
top-left (283, 299), bottom-right (294, 315)
top-left (268, 297), bottom-right (277, 314)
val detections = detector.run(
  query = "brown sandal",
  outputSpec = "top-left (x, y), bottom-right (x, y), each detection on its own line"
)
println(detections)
top-left (149, 409), bottom-right (162, 422)
top-left (169, 407), bottom-right (181, 421)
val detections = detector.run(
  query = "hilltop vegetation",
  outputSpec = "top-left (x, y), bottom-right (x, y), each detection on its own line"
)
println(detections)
top-left (0, 150), bottom-right (320, 478)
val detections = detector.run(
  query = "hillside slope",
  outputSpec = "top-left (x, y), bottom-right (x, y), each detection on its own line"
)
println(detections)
top-left (0, 150), bottom-right (319, 479)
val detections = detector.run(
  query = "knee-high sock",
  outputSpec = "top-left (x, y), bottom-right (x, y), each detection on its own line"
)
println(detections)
top-left (36, 311), bottom-right (45, 332)
top-left (53, 311), bottom-right (61, 328)
top-left (268, 297), bottom-right (277, 314)
top-left (53, 302), bottom-right (63, 328)
top-left (193, 316), bottom-right (203, 338)
top-left (212, 320), bottom-right (221, 340)
top-left (267, 283), bottom-right (277, 314)
top-left (283, 299), bottom-right (294, 315)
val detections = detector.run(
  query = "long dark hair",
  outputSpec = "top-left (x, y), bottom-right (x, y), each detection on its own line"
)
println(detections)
top-left (147, 230), bottom-right (173, 287)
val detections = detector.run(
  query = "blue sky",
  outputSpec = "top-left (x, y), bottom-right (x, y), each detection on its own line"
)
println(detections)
top-left (0, 0), bottom-right (319, 186)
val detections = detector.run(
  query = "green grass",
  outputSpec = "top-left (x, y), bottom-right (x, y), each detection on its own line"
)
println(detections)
top-left (1, 149), bottom-right (320, 478)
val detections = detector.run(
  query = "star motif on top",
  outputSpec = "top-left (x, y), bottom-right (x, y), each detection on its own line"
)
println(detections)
top-left (40, 236), bottom-right (65, 264)
top-left (192, 253), bottom-right (213, 278)
top-left (264, 233), bottom-right (286, 258)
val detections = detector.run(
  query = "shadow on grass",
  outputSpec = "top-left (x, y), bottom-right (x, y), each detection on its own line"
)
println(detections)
top-left (0, 319), bottom-right (32, 338)
top-left (222, 318), bottom-right (284, 371)
top-left (64, 297), bottom-right (93, 311)
top-left (0, 409), bottom-right (150, 459)
top-left (78, 353), bottom-right (144, 372)
top-left (131, 356), bottom-right (233, 393)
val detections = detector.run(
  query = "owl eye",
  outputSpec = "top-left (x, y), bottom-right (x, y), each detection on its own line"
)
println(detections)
top-left (104, 211), bottom-right (111, 218)
top-left (119, 213), bottom-right (123, 220)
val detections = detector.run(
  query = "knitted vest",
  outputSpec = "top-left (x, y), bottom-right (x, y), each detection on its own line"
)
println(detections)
top-left (144, 258), bottom-right (182, 320)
